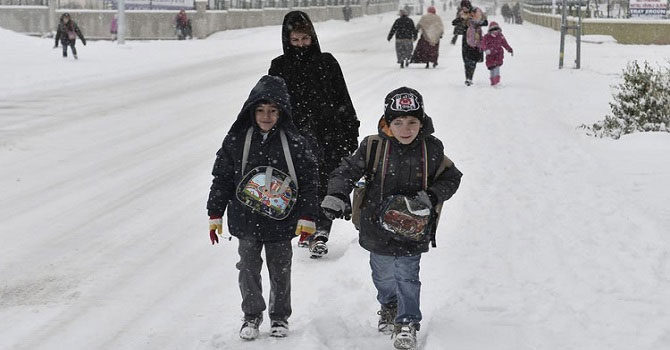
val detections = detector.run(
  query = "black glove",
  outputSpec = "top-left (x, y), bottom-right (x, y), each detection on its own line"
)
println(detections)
top-left (321, 194), bottom-right (352, 220)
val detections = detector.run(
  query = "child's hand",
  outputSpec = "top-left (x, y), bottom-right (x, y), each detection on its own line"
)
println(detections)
top-left (209, 215), bottom-right (223, 244)
top-left (295, 217), bottom-right (316, 237)
top-left (321, 194), bottom-right (351, 220)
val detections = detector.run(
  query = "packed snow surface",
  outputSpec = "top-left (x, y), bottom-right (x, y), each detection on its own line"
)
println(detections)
top-left (1, 10), bottom-right (669, 350)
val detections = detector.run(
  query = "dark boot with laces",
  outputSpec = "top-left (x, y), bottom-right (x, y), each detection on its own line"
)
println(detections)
top-left (392, 322), bottom-right (419, 350)
top-left (270, 319), bottom-right (289, 337)
top-left (377, 301), bottom-right (397, 334)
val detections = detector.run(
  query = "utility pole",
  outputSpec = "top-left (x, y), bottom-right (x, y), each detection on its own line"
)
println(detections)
top-left (118, 0), bottom-right (126, 44)
top-left (559, 0), bottom-right (582, 69)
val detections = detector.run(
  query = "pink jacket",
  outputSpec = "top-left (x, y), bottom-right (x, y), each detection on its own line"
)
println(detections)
top-left (480, 23), bottom-right (513, 69)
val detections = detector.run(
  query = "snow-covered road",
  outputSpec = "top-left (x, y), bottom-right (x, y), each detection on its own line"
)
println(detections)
top-left (1, 11), bottom-right (669, 350)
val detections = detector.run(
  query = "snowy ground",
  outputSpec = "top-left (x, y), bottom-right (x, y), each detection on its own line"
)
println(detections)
top-left (1, 10), bottom-right (670, 350)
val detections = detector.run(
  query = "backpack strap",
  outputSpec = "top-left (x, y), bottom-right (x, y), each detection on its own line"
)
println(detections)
top-left (241, 127), bottom-right (298, 190)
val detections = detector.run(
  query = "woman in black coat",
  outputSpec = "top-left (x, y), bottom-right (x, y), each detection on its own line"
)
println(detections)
top-left (268, 11), bottom-right (360, 257)
top-left (452, 0), bottom-right (488, 86)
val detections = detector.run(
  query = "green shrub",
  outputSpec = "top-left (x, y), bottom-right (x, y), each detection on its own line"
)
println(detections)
top-left (583, 60), bottom-right (670, 139)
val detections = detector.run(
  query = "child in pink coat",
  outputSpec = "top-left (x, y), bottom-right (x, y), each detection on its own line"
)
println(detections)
top-left (480, 21), bottom-right (513, 86)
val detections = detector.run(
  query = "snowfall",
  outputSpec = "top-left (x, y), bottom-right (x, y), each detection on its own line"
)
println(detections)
top-left (1, 7), bottom-right (670, 350)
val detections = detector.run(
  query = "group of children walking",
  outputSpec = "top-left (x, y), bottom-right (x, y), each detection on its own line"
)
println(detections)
top-left (390, 0), bottom-right (514, 87)
top-left (207, 10), bottom-right (463, 350)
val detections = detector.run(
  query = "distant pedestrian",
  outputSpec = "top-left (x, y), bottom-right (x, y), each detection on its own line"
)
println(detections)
top-left (387, 9), bottom-right (418, 68)
top-left (110, 15), bottom-right (118, 41)
top-left (480, 21), bottom-right (514, 86)
top-left (54, 13), bottom-right (86, 59)
top-left (411, 6), bottom-right (444, 69)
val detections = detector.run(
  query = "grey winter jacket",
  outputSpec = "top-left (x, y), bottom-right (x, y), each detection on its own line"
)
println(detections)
top-left (207, 75), bottom-right (319, 241)
top-left (328, 116), bottom-right (462, 256)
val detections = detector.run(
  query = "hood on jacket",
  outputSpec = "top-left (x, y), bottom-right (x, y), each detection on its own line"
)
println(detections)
top-left (228, 75), bottom-right (296, 134)
top-left (488, 21), bottom-right (501, 32)
top-left (376, 115), bottom-right (436, 144)
top-left (281, 11), bottom-right (322, 57)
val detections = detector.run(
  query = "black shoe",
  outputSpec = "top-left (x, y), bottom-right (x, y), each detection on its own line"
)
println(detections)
top-left (270, 320), bottom-right (289, 337)
top-left (465, 79), bottom-right (473, 86)
top-left (433, 62), bottom-right (437, 68)
top-left (377, 301), bottom-right (397, 334)
top-left (239, 314), bottom-right (262, 340)
top-left (425, 62), bottom-right (429, 69)
top-left (400, 61), bottom-right (404, 68)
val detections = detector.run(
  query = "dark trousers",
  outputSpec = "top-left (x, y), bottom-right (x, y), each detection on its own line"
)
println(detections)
top-left (236, 238), bottom-right (293, 322)
top-left (61, 39), bottom-right (77, 57)
top-left (464, 59), bottom-right (478, 80)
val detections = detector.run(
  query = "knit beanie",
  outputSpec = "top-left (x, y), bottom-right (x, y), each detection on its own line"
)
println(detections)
top-left (384, 87), bottom-right (425, 124)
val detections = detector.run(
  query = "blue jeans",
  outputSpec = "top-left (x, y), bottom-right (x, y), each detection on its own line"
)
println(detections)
top-left (369, 252), bottom-right (422, 325)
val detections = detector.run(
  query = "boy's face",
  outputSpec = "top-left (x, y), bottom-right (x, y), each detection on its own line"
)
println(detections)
top-left (255, 103), bottom-right (279, 132)
top-left (389, 116), bottom-right (422, 144)
top-left (289, 31), bottom-right (312, 48)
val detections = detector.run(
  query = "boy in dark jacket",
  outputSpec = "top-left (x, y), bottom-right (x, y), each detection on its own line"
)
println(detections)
top-left (269, 11), bottom-right (360, 258)
top-left (207, 75), bottom-right (319, 340)
top-left (321, 87), bottom-right (462, 350)
top-left (54, 13), bottom-right (86, 59)
top-left (387, 9), bottom-right (418, 68)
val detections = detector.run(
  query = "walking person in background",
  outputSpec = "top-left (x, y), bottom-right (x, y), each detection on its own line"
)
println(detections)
top-left (387, 9), bottom-right (418, 69)
top-left (480, 21), bottom-right (514, 86)
top-left (268, 11), bottom-right (360, 258)
top-left (321, 87), bottom-right (462, 350)
top-left (175, 9), bottom-right (192, 39)
top-left (110, 15), bottom-right (118, 41)
top-left (411, 6), bottom-right (444, 69)
top-left (54, 13), bottom-right (86, 59)
top-left (452, 0), bottom-right (487, 86)
top-left (207, 75), bottom-right (319, 340)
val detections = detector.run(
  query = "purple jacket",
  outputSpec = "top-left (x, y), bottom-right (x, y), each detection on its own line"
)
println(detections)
top-left (480, 30), bottom-right (513, 69)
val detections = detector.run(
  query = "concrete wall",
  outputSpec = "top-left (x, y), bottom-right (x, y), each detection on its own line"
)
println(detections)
top-left (0, 1), bottom-right (397, 39)
top-left (522, 8), bottom-right (670, 45)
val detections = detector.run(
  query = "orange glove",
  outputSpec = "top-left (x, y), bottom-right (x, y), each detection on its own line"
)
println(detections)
top-left (209, 215), bottom-right (222, 244)
top-left (295, 216), bottom-right (316, 237)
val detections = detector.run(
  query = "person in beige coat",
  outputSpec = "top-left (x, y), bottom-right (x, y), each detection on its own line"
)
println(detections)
top-left (410, 6), bottom-right (444, 68)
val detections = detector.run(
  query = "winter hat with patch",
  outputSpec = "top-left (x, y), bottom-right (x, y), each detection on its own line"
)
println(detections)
top-left (384, 87), bottom-right (425, 124)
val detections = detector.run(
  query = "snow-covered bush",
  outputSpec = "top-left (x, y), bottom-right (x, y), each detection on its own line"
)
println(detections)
top-left (583, 60), bottom-right (670, 139)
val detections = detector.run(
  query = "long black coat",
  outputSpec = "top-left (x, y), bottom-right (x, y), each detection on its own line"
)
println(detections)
top-left (55, 19), bottom-right (86, 46)
top-left (207, 76), bottom-right (319, 242)
top-left (388, 15), bottom-right (418, 41)
top-left (268, 11), bottom-right (359, 197)
top-left (328, 116), bottom-right (463, 256)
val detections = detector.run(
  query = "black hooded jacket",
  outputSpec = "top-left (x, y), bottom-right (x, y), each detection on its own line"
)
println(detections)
top-left (268, 11), bottom-right (360, 182)
top-left (207, 76), bottom-right (319, 241)
top-left (328, 116), bottom-right (463, 256)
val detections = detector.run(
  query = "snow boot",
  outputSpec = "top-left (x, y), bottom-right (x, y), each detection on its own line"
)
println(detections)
top-left (465, 79), bottom-right (473, 86)
top-left (239, 314), bottom-right (262, 340)
top-left (309, 237), bottom-right (328, 258)
top-left (400, 61), bottom-right (405, 68)
top-left (392, 323), bottom-right (418, 350)
top-left (377, 301), bottom-right (397, 334)
top-left (270, 320), bottom-right (289, 338)
top-left (490, 77), bottom-right (495, 85)
top-left (495, 75), bottom-right (501, 85)
top-left (425, 62), bottom-right (429, 69)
